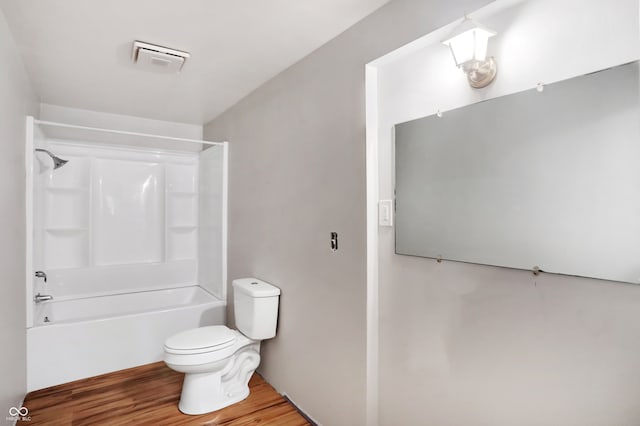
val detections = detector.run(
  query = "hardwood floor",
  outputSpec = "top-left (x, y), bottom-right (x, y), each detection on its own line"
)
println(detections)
top-left (23, 362), bottom-right (311, 425)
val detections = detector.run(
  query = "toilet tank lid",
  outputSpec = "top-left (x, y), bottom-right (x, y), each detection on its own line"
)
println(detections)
top-left (233, 278), bottom-right (281, 297)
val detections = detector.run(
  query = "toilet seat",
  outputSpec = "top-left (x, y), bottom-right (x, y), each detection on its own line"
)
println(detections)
top-left (164, 325), bottom-right (236, 355)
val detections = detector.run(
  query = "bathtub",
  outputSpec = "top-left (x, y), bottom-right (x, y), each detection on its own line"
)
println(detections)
top-left (27, 285), bottom-right (225, 391)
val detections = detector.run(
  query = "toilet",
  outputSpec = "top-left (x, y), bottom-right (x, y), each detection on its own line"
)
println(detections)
top-left (163, 278), bottom-right (280, 415)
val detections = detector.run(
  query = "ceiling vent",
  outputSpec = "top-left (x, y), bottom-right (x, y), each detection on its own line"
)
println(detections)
top-left (132, 41), bottom-right (190, 73)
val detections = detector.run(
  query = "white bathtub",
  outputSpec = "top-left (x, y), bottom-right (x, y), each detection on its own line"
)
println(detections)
top-left (27, 286), bottom-right (226, 391)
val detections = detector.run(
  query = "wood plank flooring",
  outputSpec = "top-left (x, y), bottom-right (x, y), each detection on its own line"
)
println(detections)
top-left (23, 362), bottom-right (311, 426)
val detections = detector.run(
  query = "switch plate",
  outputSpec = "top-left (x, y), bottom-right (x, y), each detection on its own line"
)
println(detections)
top-left (378, 200), bottom-right (393, 227)
top-left (330, 232), bottom-right (338, 252)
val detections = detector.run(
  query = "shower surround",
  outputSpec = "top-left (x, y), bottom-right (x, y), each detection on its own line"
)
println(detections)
top-left (25, 118), bottom-right (228, 391)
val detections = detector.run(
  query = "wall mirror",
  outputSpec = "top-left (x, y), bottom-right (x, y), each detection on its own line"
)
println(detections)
top-left (394, 61), bottom-right (640, 284)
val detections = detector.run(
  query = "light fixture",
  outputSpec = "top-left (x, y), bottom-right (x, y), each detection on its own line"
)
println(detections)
top-left (442, 17), bottom-right (497, 88)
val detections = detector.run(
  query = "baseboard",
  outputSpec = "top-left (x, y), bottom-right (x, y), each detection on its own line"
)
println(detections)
top-left (282, 394), bottom-right (321, 426)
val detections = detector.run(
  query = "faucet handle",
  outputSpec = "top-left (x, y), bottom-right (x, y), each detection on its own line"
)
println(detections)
top-left (35, 270), bottom-right (47, 283)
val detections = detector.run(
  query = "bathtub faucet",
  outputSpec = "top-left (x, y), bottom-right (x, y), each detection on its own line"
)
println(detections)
top-left (35, 270), bottom-right (47, 283)
top-left (34, 293), bottom-right (53, 304)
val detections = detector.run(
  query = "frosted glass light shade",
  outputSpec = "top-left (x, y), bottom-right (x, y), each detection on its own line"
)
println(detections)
top-left (442, 19), bottom-right (496, 68)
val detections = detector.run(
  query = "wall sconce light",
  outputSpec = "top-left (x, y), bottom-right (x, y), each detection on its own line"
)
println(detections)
top-left (442, 17), bottom-right (497, 88)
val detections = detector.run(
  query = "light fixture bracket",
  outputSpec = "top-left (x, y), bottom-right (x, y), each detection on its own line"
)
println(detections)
top-left (462, 56), bottom-right (497, 88)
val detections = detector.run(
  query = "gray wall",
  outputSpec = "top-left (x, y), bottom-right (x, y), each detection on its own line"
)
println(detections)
top-left (0, 6), bottom-right (38, 414)
top-left (376, 0), bottom-right (640, 424)
top-left (379, 254), bottom-right (640, 425)
top-left (204, 1), bottom-right (488, 424)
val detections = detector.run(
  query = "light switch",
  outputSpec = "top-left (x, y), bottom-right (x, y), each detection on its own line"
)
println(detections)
top-left (378, 200), bottom-right (393, 227)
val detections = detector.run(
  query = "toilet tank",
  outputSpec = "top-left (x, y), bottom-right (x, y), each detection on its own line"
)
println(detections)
top-left (232, 278), bottom-right (280, 340)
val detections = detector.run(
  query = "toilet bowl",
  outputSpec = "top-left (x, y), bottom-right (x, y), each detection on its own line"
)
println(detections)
top-left (164, 325), bottom-right (261, 414)
top-left (163, 278), bottom-right (280, 415)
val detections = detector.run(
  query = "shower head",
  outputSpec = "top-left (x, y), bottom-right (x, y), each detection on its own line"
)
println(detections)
top-left (35, 148), bottom-right (69, 170)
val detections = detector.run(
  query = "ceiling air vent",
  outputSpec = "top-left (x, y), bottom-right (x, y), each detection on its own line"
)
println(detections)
top-left (131, 41), bottom-right (190, 73)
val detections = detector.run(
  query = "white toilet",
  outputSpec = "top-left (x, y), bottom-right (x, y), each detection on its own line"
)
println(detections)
top-left (163, 278), bottom-right (280, 415)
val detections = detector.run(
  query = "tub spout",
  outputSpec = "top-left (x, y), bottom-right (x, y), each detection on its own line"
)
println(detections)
top-left (34, 293), bottom-right (53, 304)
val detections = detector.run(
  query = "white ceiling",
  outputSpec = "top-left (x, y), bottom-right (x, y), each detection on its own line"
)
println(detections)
top-left (1, 0), bottom-right (389, 124)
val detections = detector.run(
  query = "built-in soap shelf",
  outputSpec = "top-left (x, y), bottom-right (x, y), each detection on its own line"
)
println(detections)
top-left (166, 229), bottom-right (197, 260)
top-left (166, 184), bottom-right (198, 261)
top-left (167, 191), bottom-right (197, 196)
top-left (43, 180), bottom-right (91, 269)
top-left (44, 227), bottom-right (88, 233)
top-left (43, 229), bottom-right (89, 270)
top-left (45, 186), bottom-right (88, 193)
